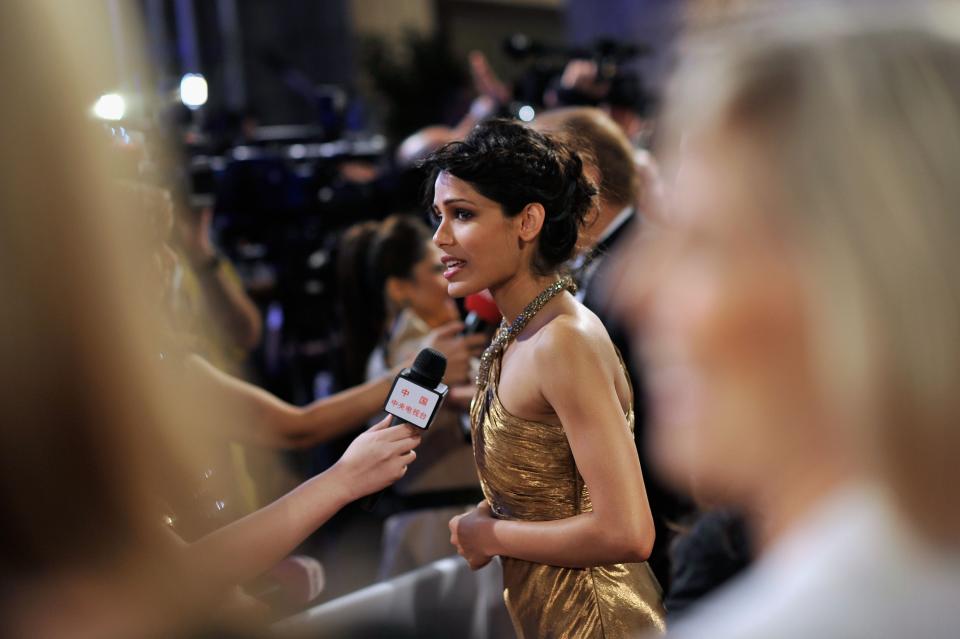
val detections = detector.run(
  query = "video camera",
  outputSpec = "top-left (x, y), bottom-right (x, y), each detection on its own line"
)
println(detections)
top-left (501, 34), bottom-right (655, 116)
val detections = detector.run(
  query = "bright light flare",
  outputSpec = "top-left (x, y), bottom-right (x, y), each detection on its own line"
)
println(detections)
top-left (180, 73), bottom-right (208, 109)
top-left (93, 93), bottom-right (126, 120)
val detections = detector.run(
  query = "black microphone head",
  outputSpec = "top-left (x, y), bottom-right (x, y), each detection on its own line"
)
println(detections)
top-left (411, 348), bottom-right (447, 387)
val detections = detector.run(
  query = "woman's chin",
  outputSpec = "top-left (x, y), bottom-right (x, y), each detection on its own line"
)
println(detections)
top-left (446, 279), bottom-right (482, 299)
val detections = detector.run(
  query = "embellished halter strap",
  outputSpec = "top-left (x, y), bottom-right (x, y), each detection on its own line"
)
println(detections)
top-left (476, 275), bottom-right (577, 386)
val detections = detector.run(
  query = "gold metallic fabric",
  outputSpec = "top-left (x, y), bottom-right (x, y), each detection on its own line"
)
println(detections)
top-left (471, 350), bottom-right (666, 638)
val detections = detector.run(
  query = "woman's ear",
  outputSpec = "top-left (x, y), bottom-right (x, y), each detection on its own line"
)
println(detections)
top-left (517, 202), bottom-right (546, 242)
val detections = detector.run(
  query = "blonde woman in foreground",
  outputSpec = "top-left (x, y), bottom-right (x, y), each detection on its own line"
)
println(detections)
top-left (0, 4), bottom-right (419, 637)
top-left (614, 4), bottom-right (960, 638)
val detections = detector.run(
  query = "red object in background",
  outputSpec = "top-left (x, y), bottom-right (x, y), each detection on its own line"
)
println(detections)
top-left (465, 290), bottom-right (501, 325)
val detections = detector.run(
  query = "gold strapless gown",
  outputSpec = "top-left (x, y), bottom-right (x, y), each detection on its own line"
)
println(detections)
top-left (471, 350), bottom-right (666, 639)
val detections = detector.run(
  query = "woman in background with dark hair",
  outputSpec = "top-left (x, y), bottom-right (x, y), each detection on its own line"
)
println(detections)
top-left (336, 216), bottom-right (477, 388)
top-left (337, 215), bottom-right (487, 578)
top-left (424, 119), bottom-right (665, 638)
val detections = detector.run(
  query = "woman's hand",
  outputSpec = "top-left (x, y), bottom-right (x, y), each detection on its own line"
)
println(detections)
top-left (421, 322), bottom-right (488, 384)
top-left (332, 416), bottom-right (422, 501)
top-left (449, 500), bottom-right (496, 570)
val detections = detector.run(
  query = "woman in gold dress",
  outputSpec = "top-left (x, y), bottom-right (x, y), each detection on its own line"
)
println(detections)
top-left (422, 119), bottom-right (666, 638)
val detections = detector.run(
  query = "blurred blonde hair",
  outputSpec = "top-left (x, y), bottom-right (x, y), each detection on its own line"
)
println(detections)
top-left (0, 0), bottom-right (223, 632)
top-left (663, 2), bottom-right (960, 544)
top-left (684, 0), bottom-right (766, 30)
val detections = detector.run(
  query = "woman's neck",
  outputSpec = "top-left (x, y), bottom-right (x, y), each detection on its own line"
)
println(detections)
top-left (489, 270), bottom-right (559, 324)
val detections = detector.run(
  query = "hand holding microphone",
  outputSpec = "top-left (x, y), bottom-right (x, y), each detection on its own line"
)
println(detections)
top-left (361, 348), bottom-right (451, 510)
top-left (334, 415), bottom-right (422, 501)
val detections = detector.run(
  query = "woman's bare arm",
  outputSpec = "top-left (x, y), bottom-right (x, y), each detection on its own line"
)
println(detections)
top-left (186, 321), bottom-right (487, 450)
top-left (178, 418), bottom-right (420, 590)
top-left (452, 318), bottom-right (654, 569)
top-left (187, 355), bottom-right (395, 449)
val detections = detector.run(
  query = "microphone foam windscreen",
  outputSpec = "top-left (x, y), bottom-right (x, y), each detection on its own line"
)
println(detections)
top-left (412, 348), bottom-right (447, 386)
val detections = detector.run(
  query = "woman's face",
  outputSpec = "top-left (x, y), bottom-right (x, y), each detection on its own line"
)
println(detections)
top-left (615, 130), bottom-right (826, 503)
top-left (402, 241), bottom-right (460, 327)
top-left (432, 171), bottom-right (526, 298)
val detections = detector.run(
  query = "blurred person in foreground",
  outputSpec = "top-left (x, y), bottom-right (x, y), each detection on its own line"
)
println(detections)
top-left (612, 4), bottom-right (960, 637)
top-left (0, 3), bottom-right (421, 637)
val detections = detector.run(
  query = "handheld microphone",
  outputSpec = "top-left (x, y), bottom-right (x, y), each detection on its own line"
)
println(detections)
top-left (361, 348), bottom-right (449, 511)
top-left (463, 290), bottom-right (501, 335)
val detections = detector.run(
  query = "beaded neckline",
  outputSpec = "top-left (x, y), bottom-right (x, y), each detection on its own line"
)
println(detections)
top-left (476, 275), bottom-right (577, 385)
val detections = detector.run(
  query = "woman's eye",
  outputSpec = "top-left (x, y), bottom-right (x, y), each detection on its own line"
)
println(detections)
top-left (454, 208), bottom-right (473, 221)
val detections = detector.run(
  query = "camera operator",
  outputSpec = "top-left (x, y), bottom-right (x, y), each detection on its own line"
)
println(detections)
top-left (546, 53), bottom-right (656, 148)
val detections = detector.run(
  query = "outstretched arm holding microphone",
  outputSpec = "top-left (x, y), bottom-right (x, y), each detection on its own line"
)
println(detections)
top-left (185, 320), bottom-right (486, 450)
top-left (173, 414), bottom-right (421, 596)
top-left (171, 346), bottom-right (451, 610)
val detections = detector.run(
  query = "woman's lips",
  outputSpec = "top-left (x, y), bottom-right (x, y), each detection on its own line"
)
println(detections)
top-left (442, 258), bottom-right (467, 280)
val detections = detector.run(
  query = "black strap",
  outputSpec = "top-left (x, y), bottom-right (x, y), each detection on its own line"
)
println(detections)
top-left (380, 488), bottom-right (486, 514)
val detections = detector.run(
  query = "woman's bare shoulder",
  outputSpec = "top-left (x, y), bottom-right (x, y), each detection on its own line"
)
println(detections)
top-left (532, 303), bottom-right (615, 372)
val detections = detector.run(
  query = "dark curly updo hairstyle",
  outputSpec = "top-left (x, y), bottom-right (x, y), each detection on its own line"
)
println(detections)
top-left (420, 118), bottom-right (597, 276)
